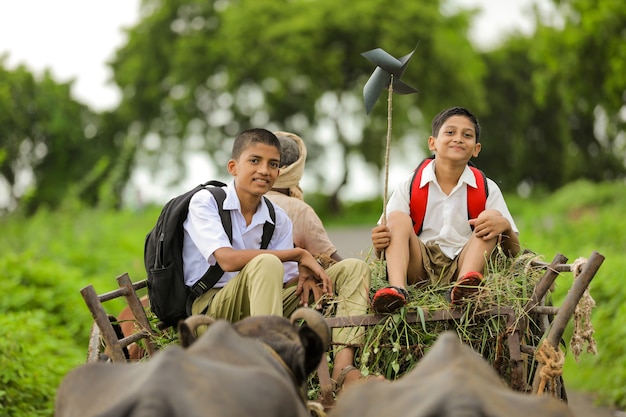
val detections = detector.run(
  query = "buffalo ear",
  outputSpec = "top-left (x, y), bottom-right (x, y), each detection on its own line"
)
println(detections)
top-left (298, 326), bottom-right (326, 376)
top-left (177, 320), bottom-right (197, 348)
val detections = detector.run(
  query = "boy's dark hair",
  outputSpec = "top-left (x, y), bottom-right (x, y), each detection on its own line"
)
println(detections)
top-left (431, 107), bottom-right (481, 142)
top-left (231, 128), bottom-right (281, 159)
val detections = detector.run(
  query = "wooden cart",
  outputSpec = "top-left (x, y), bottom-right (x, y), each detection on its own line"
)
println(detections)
top-left (80, 250), bottom-right (604, 408)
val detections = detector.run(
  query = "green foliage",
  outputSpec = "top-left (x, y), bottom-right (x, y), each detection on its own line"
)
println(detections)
top-left (0, 206), bottom-right (156, 343)
top-left (0, 58), bottom-right (133, 214)
top-left (1, 180), bottom-right (625, 414)
top-left (4, 0), bottom-right (625, 218)
top-left (0, 311), bottom-right (83, 417)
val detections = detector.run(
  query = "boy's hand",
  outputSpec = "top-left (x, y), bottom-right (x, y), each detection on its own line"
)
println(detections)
top-left (297, 277), bottom-right (328, 309)
top-left (371, 224), bottom-right (391, 251)
top-left (469, 210), bottom-right (510, 240)
top-left (295, 251), bottom-right (333, 299)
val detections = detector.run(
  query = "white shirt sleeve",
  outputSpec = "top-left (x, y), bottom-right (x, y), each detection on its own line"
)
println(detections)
top-left (183, 187), bottom-right (299, 287)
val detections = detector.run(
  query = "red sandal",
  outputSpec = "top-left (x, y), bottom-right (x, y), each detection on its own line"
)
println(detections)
top-left (372, 286), bottom-right (409, 313)
top-left (449, 272), bottom-right (484, 305)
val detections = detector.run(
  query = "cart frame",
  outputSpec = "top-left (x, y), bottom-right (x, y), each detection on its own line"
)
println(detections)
top-left (80, 251), bottom-right (604, 408)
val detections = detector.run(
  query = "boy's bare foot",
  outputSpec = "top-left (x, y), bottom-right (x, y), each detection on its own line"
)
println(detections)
top-left (333, 366), bottom-right (385, 394)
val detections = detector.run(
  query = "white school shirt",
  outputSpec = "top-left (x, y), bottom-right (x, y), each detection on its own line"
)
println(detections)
top-left (382, 161), bottom-right (519, 259)
top-left (182, 179), bottom-right (298, 288)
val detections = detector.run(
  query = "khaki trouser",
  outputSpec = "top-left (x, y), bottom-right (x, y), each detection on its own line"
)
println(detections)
top-left (192, 255), bottom-right (371, 349)
top-left (419, 241), bottom-right (460, 286)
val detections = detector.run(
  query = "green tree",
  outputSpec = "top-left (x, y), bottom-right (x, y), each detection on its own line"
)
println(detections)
top-left (111, 0), bottom-right (486, 210)
top-left (534, 0), bottom-right (626, 182)
top-left (478, 0), bottom-right (626, 193)
top-left (0, 57), bottom-right (132, 213)
top-left (477, 37), bottom-right (573, 192)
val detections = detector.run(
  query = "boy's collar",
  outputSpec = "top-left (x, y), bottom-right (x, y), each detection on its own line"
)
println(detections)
top-left (420, 162), bottom-right (477, 188)
top-left (224, 180), bottom-right (275, 224)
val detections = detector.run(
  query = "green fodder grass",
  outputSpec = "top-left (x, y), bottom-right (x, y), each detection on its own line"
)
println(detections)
top-left (307, 249), bottom-right (550, 400)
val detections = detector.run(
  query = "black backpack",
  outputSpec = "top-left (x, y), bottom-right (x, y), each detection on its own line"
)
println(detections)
top-left (144, 180), bottom-right (276, 325)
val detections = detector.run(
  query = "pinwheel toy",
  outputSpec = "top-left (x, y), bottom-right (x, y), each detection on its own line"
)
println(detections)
top-left (362, 47), bottom-right (418, 115)
top-left (361, 46), bottom-right (418, 237)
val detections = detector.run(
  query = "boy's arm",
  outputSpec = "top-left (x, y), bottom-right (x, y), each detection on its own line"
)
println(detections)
top-left (213, 246), bottom-right (333, 294)
top-left (213, 246), bottom-right (306, 272)
top-left (469, 210), bottom-right (520, 257)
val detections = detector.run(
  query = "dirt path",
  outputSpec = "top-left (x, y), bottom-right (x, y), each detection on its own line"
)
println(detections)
top-left (327, 226), bottom-right (622, 417)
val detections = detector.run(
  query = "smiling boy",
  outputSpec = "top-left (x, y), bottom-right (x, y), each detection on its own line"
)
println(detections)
top-left (371, 107), bottom-right (520, 313)
top-left (183, 128), bottom-right (331, 319)
top-left (182, 128), bottom-right (376, 389)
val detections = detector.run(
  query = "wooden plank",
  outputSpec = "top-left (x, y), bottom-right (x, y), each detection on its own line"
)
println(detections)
top-left (532, 251), bottom-right (605, 394)
top-left (80, 285), bottom-right (127, 363)
top-left (117, 273), bottom-right (158, 356)
top-left (97, 279), bottom-right (147, 303)
top-left (524, 253), bottom-right (568, 314)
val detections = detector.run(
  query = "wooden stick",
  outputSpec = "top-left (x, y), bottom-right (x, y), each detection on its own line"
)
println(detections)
top-left (80, 285), bottom-right (127, 363)
top-left (117, 273), bottom-right (159, 356)
top-left (532, 251), bottom-right (605, 393)
top-left (382, 75), bottom-right (394, 224)
top-left (380, 75), bottom-right (394, 264)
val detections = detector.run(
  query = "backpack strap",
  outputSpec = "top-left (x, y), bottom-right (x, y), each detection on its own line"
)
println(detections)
top-left (408, 157), bottom-right (434, 235)
top-left (187, 189), bottom-right (277, 311)
top-left (261, 196), bottom-right (276, 249)
top-left (466, 166), bottom-right (488, 221)
top-left (408, 157), bottom-right (488, 235)
top-left (188, 186), bottom-right (230, 301)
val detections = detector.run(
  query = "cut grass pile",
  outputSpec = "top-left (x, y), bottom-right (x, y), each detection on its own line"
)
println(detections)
top-left (308, 247), bottom-right (597, 399)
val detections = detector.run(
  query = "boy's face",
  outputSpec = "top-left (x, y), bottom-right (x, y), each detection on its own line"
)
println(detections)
top-left (227, 142), bottom-right (281, 198)
top-left (428, 115), bottom-right (481, 163)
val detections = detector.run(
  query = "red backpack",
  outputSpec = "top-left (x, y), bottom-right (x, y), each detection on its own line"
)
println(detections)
top-left (409, 157), bottom-right (488, 235)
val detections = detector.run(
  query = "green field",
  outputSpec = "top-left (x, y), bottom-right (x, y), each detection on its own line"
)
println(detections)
top-left (1, 179), bottom-right (624, 416)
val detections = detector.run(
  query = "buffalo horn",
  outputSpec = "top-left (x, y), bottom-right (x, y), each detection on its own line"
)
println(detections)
top-left (290, 308), bottom-right (331, 350)
top-left (182, 315), bottom-right (216, 334)
top-left (178, 315), bottom-right (217, 347)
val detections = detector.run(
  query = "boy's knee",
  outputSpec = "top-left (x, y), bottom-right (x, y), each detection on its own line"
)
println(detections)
top-left (336, 258), bottom-right (371, 285)
top-left (247, 253), bottom-right (284, 281)
top-left (387, 210), bottom-right (411, 224)
top-left (250, 253), bottom-right (281, 266)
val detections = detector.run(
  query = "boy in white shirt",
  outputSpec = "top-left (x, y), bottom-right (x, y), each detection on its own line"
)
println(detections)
top-left (184, 128), bottom-right (374, 389)
top-left (371, 107), bottom-right (520, 313)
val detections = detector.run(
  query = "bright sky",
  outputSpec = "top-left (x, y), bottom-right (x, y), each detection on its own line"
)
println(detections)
top-left (0, 0), bottom-right (546, 112)
top-left (0, 0), bottom-right (140, 111)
